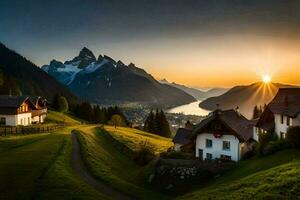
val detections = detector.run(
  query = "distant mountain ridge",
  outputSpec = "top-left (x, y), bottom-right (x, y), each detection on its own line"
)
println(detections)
top-left (42, 47), bottom-right (195, 106)
top-left (0, 42), bottom-right (78, 104)
top-left (199, 82), bottom-right (299, 119)
top-left (159, 79), bottom-right (228, 100)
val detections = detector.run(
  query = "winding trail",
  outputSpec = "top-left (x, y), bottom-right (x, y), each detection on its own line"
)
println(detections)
top-left (71, 131), bottom-right (136, 200)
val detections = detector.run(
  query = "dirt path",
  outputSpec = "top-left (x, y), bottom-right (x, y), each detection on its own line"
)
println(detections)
top-left (71, 131), bottom-right (136, 200)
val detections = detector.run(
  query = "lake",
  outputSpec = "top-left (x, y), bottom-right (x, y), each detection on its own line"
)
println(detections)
top-left (167, 101), bottom-right (211, 116)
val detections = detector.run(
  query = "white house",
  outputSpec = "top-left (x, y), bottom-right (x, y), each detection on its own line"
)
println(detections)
top-left (29, 96), bottom-right (47, 123)
top-left (254, 88), bottom-right (300, 139)
top-left (0, 95), bottom-right (47, 126)
top-left (192, 109), bottom-right (255, 161)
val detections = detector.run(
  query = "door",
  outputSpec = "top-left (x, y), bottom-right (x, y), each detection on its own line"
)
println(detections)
top-left (198, 149), bottom-right (203, 160)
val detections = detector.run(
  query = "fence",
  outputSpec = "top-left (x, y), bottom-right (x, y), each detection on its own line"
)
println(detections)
top-left (0, 124), bottom-right (64, 136)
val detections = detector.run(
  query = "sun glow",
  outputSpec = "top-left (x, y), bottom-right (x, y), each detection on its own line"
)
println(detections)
top-left (262, 74), bottom-right (272, 84)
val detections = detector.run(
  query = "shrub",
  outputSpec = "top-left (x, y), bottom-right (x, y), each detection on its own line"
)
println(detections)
top-left (160, 151), bottom-right (194, 159)
top-left (256, 131), bottom-right (274, 155)
top-left (134, 140), bottom-right (155, 165)
top-left (286, 126), bottom-right (300, 149)
top-left (57, 96), bottom-right (69, 112)
top-left (262, 139), bottom-right (288, 155)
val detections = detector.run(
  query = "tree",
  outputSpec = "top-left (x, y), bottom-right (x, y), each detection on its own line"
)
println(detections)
top-left (158, 110), bottom-right (172, 138)
top-left (252, 105), bottom-right (260, 119)
top-left (144, 109), bottom-right (172, 138)
top-left (144, 110), bottom-right (155, 133)
top-left (286, 126), bottom-right (300, 149)
top-left (57, 96), bottom-right (69, 112)
top-left (109, 114), bottom-right (125, 128)
top-left (51, 93), bottom-right (60, 110)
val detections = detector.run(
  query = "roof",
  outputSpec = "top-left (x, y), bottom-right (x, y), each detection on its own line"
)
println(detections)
top-left (0, 95), bottom-right (29, 108)
top-left (193, 109), bottom-right (254, 142)
top-left (172, 128), bottom-right (193, 145)
top-left (267, 88), bottom-right (300, 118)
top-left (255, 106), bottom-right (275, 132)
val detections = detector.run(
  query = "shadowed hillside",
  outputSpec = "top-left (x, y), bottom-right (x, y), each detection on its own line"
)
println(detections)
top-left (0, 43), bottom-right (78, 104)
top-left (199, 82), bottom-right (299, 118)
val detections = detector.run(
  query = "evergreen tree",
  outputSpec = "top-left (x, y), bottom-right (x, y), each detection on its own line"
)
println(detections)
top-left (252, 105), bottom-right (260, 119)
top-left (158, 110), bottom-right (172, 138)
top-left (144, 109), bottom-right (171, 138)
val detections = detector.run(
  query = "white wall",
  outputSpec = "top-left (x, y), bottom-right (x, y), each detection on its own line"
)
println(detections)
top-left (195, 133), bottom-right (241, 161)
top-left (17, 113), bottom-right (32, 126)
top-left (253, 127), bottom-right (259, 142)
top-left (0, 114), bottom-right (18, 126)
top-left (274, 114), bottom-right (293, 138)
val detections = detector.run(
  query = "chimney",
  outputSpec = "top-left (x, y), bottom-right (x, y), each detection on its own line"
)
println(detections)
top-left (235, 106), bottom-right (241, 115)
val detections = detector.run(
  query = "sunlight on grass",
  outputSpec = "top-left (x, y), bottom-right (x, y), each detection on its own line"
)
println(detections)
top-left (104, 125), bottom-right (173, 154)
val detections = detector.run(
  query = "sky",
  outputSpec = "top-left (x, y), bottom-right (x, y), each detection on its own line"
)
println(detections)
top-left (1, 0), bottom-right (300, 88)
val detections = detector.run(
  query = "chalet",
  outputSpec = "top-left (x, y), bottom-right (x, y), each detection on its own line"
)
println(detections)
top-left (254, 88), bottom-right (300, 139)
top-left (192, 109), bottom-right (255, 161)
top-left (0, 95), bottom-right (47, 126)
top-left (29, 96), bottom-right (47, 123)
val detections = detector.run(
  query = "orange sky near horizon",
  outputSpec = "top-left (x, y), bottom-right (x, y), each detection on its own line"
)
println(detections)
top-left (128, 35), bottom-right (300, 88)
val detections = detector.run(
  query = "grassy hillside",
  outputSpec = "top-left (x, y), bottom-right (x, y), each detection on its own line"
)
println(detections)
top-left (104, 125), bottom-right (173, 153)
top-left (76, 126), bottom-right (168, 199)
top-left (45, 110), bottom-right (81, 125)
top-left (178, 149), bottom-right (300, 200)
top-left (0, 126), bottom-right (109, 200)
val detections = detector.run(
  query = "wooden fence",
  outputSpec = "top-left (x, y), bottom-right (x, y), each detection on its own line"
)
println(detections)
top-left (0, 124), bottom-right (65, 136)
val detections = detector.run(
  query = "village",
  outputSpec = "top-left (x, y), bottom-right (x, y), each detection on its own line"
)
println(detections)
top-left (0, 87), bottom-right (299, 196)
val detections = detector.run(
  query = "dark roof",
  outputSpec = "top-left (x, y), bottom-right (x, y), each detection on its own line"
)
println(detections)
top-left (172, 128), bottom-right (193, 145)
top-left (255, 106), bottom-right (275, 132)
top-left (0, 95), bottom-right (28, 108)
top-left (193, 109), bottom-right (254, 142)
top-left (268, 88), bottom-right (300, 118)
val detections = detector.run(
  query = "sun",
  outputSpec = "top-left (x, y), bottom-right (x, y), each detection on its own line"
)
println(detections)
top-left (262, 74), bottom-right (272, 84)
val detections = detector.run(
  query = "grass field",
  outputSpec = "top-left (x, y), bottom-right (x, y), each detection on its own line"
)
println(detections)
top-left (76, 126), bottom-right (169, 200)
top-left (0, 124), bottom-right (109, 200)
top-left (104, 125), bottom-right (173, 153)
top-left (178, 149), bottom-right (300, 200)
top-left (45, 110), bottom-right (82, 125)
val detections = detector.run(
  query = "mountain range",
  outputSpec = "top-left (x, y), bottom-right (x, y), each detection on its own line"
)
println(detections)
top-left (0, 43), bottom-right (78, 104)
top-left (159, 79), bottom-right (228, 100)
top-left (199, 82), bottom-right (299, 119)
top-left (42, 47), bottom-right (196, 107)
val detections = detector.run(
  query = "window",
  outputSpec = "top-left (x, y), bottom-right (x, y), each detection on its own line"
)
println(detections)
top-left (287, 117), bottom-right (290, 126)
top-left (206, 139), bottom-right (212, 148)
top-left (220, 154), bottom-right (231, 160)
top-left (223, 141), bottom-right (230, 150)
top-left (206, 153), bottom-right (212, 160)
top-left (0, 117), bottom-right (6, 125)
top-left (20, 119), bottom-right (23, 125)
top-left (281, 115), bottom-right (284, 124)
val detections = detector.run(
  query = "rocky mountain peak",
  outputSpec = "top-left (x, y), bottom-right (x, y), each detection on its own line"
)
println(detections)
top-left (49, 59), bottom-right (64, 67)
top-left (71, 47), bottom-right (96, 68)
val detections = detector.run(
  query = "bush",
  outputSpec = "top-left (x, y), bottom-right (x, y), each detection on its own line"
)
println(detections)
top-left (286, 126), bottom-right (300, 149)
top-left (160, 151), bottom-right (194, 159)
top-left (133, 140), bottom-right (155, 165)
top-left (256, 131), bottom-right (274, 155)
top-left (262, 139), bottom-right (288, 155)
top-left (57, 96), bottom-right (68, 112)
